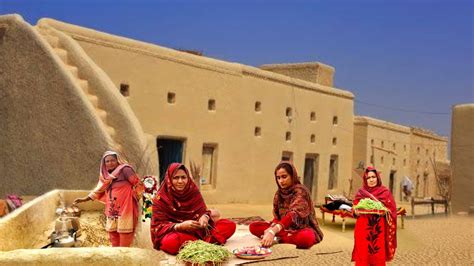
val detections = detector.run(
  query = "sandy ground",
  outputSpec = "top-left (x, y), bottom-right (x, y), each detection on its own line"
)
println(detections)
top-left (170, 203), bottom-right (472, 265)
top-left (15, 200), bottom-right (471, 265)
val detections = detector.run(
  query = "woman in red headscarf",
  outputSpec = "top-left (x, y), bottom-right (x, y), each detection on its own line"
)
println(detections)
top-left (151, 163), bottom-right (236, 255)
top-left (249, 161), bottom-right (324, 249)
top-left (352, 166), bottom-right (397, 265)
top-left (73, 151), bottom-right (143, 247)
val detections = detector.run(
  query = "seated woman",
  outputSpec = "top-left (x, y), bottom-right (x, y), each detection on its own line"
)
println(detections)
top-left (73, 151), bottom-right (142, 247)
top-left (249, 161), bottom-right (324, 249)
top-left (352, 166), bottom-right (397, 265)
top-left (151, 163), bottom-right (236, 255)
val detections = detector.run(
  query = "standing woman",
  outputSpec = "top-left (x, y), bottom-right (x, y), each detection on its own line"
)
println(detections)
top-left (352, 167), bottom-right (397, 265)
top-left (151, 163), bottom-right (236, 255)
top-left (249, 161), bottom-right (324, 249)
top-left (73, 151), bottom-right (143, 247)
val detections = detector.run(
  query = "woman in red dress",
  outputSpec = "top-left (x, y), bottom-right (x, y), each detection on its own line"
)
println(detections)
top-left (249, 161), bottom-right (323, 249)
top-left (150, 163), bottom-right (236, 255)
top-left (352, 166), bottom-right (397, 265)
top-left (73, 151), bottom-right (142, 247)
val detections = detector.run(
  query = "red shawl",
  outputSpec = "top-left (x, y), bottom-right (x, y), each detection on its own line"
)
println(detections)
top-left (272, 161), bottom-right (323, 242)
top-left (353, 166), bottom-right (397, 261)
top-left (151, 163), bottom-right (210, 249)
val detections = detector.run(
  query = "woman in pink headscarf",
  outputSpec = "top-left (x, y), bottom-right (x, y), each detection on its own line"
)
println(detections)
top-left (249, 161), bottom-right (324, 249)
top-left (73, 151), bottom-right (143, 247)
top-left (352, 166), bottom-right (397, 265)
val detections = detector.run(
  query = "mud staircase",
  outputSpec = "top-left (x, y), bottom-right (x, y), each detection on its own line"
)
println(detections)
top-left (37, 27), bottom-right (122, 152)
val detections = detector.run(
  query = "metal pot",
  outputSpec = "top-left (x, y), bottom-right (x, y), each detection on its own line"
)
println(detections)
top-left (53, 234), bottom-right (77, 248)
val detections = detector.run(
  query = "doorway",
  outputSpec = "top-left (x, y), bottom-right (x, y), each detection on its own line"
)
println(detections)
top-left (303, 154), bottom-right (319, 200)
top-left (156, 138), bottom-right (185, 183)
top-left (389, 170), bottom-right (396, 195)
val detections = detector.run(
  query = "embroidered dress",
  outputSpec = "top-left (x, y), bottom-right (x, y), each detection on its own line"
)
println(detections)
top-left (249, 161), bottom-right (323, 249)
top-left (352, 167), bottom-right (397, 265)
top-left (88, 151), bottom-right (142, 233)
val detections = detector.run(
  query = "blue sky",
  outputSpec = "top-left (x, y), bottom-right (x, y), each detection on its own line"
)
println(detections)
top-left (1, 0), bottom-right (472, 137)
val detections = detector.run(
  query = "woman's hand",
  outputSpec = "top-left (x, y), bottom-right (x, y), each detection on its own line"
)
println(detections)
top-left (261, 231), bottom-right (275, 247)
top-left (176, 220), bottom-right (201, 232)
top-left (72, 196), bottom-right (91, 205)
top-left (198, 214), bottom-right (210, 228)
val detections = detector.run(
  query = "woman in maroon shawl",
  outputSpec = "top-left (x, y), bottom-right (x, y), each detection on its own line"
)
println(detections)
top-left (73, 151), bottom-right (143, 247)
top-left (151, 163), bottom-right (236, 255)
top-left (249, 161), bottom-right (324, 249)
top-left (352, 166), bottom-right (397, 265)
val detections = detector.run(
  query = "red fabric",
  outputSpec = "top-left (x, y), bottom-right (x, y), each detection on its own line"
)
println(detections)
top-left (353, 167), bottom-right (397, 263)
top-left (108, 231), bottom-right (134, 247)
top-left (249, 221), bottom-right (318, 249)
top-left (279, 212), bottom-right (295, 228)
top-left (271, 161), bottom-right (323, 242)
top-left (151, 163), bottom-right (217, 250)
top-left (159, 219), bottom-right (236, 255)
top-left (352, 215), bottom-right (387, 266)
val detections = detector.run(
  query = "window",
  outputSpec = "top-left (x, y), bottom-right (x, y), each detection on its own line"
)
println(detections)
top-left (167, 92), bottom-right (176, 104)
top-left (417, 147), bottom-right (420, 154)
top-left (392, 158), bottom-right (396, 165)
top-left (381, 156), bottom-right (384, 164)
top-left (333, 116), bottom-right (338, 125)
top-left (120, 84), bottom-right (130, 97)
top-left (381, 141), bottom-right (385, 148)
top-left (393, 143), bottom-right (396, 150)
top-left (286, 107), bottom-right (292, 118)
top-left (370, 155), bottom-right (374, 164)
top-left (254, 127), bottom-right (261, 137)
top-left (255, 101), bottom-right (261, 112)
top-left (208, 99), bottom-right (216, 111)
top-left (332, 137), bottom-right (337, 145)
top-left (286, 131), bottom-right (292, 141)
top-left (403, 159), bottom-right (406, 166)
top-left (201, 144), bottom-right (217, 186)
top-left (328, 155), bottom-right (338, 189)
top-left (282, 151), bottom-right (293, 161)
top-left (371, 139), bottom-right (374, 145)
top-left (310, 134), bottom-right (315, 143)
top-left (310, 112), bottom-right (316, 121)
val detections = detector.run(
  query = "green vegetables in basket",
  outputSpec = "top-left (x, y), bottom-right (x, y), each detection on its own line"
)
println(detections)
top-left (354, 198), bottom-right (388, 211)
top-left (176, 240), bottom-right (232, 265)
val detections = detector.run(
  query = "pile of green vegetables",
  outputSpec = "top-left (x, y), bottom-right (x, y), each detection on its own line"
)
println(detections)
top-left (176, 240), bottom-right (232, 265)
top-left (353, 198), bottom-right (388, 211)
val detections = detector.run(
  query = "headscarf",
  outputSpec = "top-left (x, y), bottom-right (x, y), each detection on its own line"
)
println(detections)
top-left (99, 150), bottom-right (130, 183)
top-left (354, 166), bottom-right (397, 253)
top-left (151, 163), bottom-right (209, 247)
top-left (355, 167), bottom-right (397, 220)
top-left (272, 161), bottom-right (323, 241)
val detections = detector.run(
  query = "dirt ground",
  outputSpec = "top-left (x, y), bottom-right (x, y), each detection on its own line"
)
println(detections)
top-left (200, 203), bottom-right (473, 265)
top-left (26, 202), bottom-right (472, 265)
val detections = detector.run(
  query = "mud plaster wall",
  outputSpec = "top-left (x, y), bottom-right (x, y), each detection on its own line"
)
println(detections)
top-left (451, 104), bottom-right (474, 213)
top-left (0, 15), bottom-right (111, 197)
top-left (43, 18), bottom-right (355, 204)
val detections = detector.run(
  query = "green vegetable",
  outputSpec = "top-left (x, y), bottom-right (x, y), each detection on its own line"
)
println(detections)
top-left (176, 240), bottom-right (232, 265)
top-left (354, 198), bottom-right (388, 211)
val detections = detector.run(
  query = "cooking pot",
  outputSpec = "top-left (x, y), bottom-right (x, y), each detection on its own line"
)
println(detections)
top-left (55, 216), bottom-right (81, 237)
